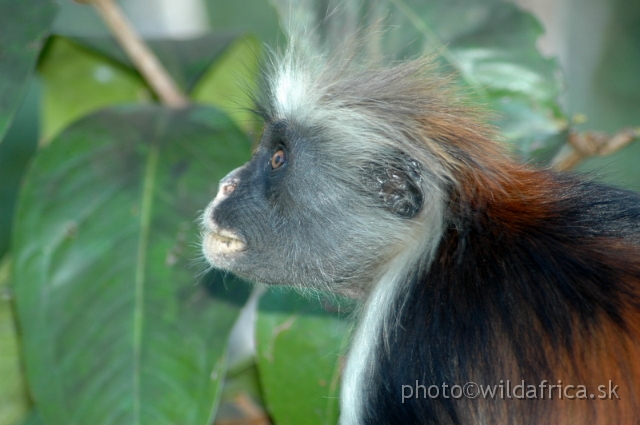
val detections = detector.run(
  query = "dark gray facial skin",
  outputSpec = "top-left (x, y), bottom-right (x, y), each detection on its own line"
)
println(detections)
top-left (201, 118), bottom-right (426, 298)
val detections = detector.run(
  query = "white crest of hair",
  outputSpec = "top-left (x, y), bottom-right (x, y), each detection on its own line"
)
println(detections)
top-left (267, 0), bottom-right (385, 122)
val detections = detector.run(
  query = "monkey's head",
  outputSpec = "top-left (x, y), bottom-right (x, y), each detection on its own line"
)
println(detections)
top-left (201, 47), bottom-right (487, 298)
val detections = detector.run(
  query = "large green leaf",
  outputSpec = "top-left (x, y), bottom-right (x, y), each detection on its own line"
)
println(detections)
top-left (19, 409), bottom-right (44, 425)
top-left (38, 37), bottom-right (149, 143)
top-left (0, 79), bottom-right (40, 259)
top-left (440, 1), bottom-right (567, 161)
top-left (51, 0), bottom-right (108, 37)
top-left (256, 290), bottom-right (352, 425)
top-left (67, 33), bottom-right (239, 95)
top-left (13, 105), bottom-right (252, 425)
top-left (571, 0), bottom-right (640, 192)
top-left (0, 257), bottom-right (30, 425)
top-left (204, 0), bottom-right (282, 45)
top-left (191, 36), bottom-right (262, 135)
top-left (18, 411), bottom-right (43, 425)
top-left (0, 0), bottom-right (56, 143)
top-left (65, 33), bottom-right (263, 134)
top-left (395, 0), bottom-right (567, 160)
top-left (39, 34), bottom-right (257, 144)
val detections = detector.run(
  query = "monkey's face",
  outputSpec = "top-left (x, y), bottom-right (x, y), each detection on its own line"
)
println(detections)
top-left (201, 119), bottom-right (429, 295)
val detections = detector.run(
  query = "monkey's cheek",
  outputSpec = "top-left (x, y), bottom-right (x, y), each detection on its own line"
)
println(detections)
top-left (202, 230), bottom-right (247, 266)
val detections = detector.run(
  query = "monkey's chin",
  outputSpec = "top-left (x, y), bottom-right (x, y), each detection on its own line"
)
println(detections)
top-left (202, 229), bottom-right (247, 266)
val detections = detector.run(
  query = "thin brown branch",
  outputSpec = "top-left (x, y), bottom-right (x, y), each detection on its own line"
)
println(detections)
top-left (76, 0), bottom-right (188, 107)
top-left (214, 393), bottom-right (271, 425)
top-left (552, 127), bottom-right (640, 171)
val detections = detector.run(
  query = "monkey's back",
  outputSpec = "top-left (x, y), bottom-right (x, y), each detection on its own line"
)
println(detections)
top-left (365, 174), bottom-right (640, 425)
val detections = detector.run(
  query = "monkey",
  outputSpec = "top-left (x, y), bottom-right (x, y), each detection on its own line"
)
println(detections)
top-left (200, 34), bottom-right (640, 425)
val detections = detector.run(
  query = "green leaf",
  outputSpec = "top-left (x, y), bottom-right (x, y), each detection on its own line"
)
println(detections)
top-left (570, 0), bottom-right (640, 191)
top-left (13, 105), bottom-right (253, 425)
top-left (214, 358), bottom-right (269, 423)
top-left (38, 37), bottom-right (150, 143)
top-left (67, 33), bottom-right (240, 95)
top-left (256, 290), bottom-right (352, 425)
top-left (0, 0), bottom-right (57, 143)
top-left (204, 0), bottom-right (282, 45)
top-left (566, 0), bottom-right (640, 133)
top-left (0, 257), bottom-right (30, 425)
top-left (386, 0), bottom-right (567, 159)
top-left (0, 79), bottom-right (40, 259)
top-left (443, 2), bottom-right (567, 160)
top-left (18, 411), bottom-right (44, 425)
top-left (192, 36), bottom-right (262, 134)
top-left (38, 33), bottom-right (259, 143)
top-left (51, 1), bottom-right (108, 37)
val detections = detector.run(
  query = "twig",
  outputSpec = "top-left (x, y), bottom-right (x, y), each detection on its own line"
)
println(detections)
top-left (214, 393), bottom-right (271, 425)
top-left (552, 128), bottom-right (640, 171)
top-left (74, 0), bottom-right (188, 107)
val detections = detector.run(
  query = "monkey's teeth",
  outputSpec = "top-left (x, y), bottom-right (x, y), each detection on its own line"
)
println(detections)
top-left (205, 230), bottom-right (247, 255)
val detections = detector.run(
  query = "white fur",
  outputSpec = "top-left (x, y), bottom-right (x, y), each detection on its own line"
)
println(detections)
top-left (340, 195), bottom-right (446, 425)
top-left (274, 65), bottom-right (311, 118)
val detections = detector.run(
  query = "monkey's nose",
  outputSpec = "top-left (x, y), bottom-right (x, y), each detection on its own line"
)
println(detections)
top-left (221, 180), bottom-right (236, 195)
top-left (213, 166), bottom-right (242, 204)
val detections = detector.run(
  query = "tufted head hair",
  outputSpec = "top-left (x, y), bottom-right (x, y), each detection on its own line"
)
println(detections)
top-left (201, 29), bottom-right (505, 299)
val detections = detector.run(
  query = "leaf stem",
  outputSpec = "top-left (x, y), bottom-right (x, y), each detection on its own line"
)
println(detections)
top-left (133, 145), bottom-right (159, 424)
top-left (82, 0), bottom-right (188, 107)
top-left (552, 127), bottom-right (640, 170)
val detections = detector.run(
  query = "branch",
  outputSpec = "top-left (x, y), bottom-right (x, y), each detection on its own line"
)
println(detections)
top-left (75, 0), bottom-right (188, 108)
top-left (214, 393), bottom-right (271, 425)
top-left (552, 127), bottom-right (640, 171)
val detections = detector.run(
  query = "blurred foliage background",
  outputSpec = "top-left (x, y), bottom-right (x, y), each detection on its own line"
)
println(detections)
top-left (0, 0), bottom-right (638, 424)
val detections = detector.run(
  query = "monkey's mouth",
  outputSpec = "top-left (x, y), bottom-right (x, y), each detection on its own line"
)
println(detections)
top-left (203, 229), bottom-right (247, 258)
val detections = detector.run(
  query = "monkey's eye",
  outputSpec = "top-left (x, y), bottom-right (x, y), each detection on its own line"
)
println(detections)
top-left (270, 149), bottom-right (287, 170)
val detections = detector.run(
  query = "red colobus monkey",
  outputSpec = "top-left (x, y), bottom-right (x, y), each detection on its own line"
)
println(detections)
top-left (201, 34), bottom-right (640, 424)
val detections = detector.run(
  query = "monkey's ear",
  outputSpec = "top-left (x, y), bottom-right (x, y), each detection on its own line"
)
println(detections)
top-left (363, 154), bottom-right (424, 219)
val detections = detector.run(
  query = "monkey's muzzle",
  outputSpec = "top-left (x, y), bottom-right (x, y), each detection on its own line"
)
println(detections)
top-left (203, 228), bottom-right (247, 256)
top-left (202, 166), bottom-right (248, 263)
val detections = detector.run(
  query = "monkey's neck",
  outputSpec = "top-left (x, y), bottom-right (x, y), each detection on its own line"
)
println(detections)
top-left (339, 262), bottom-right (417, 425)
top-left (340, 213), bottom-right (445, 425)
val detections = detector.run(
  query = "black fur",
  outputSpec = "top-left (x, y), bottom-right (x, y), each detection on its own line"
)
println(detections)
top-left (364, 178), bottom-right (640, 424)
